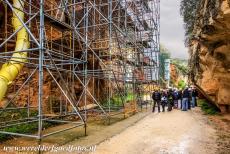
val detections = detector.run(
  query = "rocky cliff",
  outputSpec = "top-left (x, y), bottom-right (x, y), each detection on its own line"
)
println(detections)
top-left (189, 0), bottom-right (230, 112)
top-left (170, 59), bottom-right (188, 88)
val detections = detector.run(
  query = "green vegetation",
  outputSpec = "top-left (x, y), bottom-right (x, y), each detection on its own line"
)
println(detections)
top-left (0, 109), bottom-right (55, 142)
top-left (103, 93), bottom-right (136, 107)
top-left (111, 95), bottom-right (123, 106)
top-left (171, 59), bottom-right (188, 76)
top-left (0, 109), bottom-right (38, 123)
top-left (170, 58), bottom-right (188, 88)
top-left (126, 93), bottom-right (136, 102)
top-left (180, 0), bottom-right (200, 44)
top-left (198, 99), bottom-right (220, 115)
top-left (0, 122), bottom-right (52, 142)
top-left (177, 80), bottom-right (187, 89)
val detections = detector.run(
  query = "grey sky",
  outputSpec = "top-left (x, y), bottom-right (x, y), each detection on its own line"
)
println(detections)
top-left (160, 0), bottom-right (189, 59)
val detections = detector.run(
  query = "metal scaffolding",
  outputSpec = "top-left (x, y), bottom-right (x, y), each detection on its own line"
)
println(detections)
top-left (0, 0), bottom-right (160, 141)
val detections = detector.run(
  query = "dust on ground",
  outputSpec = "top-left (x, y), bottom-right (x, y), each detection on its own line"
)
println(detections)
top-left (91, 108), bottom-right (219, 154)
top-left (208, 113), bottom-right (230, 154)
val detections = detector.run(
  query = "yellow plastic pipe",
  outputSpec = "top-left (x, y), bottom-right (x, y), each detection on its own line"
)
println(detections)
top-left (0, 0), bottom-right (29, 100)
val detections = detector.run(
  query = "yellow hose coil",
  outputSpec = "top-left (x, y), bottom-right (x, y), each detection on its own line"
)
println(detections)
top-left (0, 0), bottom-right (29, 100)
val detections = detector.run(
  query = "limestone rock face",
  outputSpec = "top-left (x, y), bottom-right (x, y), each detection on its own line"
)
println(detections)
top-left (170, 64), bottom-right (178, 85)
top-left (189, 0), bottom-right (230, 112)
top-left (170, 64), bottom-right (187, 87)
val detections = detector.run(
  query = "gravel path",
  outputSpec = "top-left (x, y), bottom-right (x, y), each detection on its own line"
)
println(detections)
top-left (92, 109), bottom-right (217, 154)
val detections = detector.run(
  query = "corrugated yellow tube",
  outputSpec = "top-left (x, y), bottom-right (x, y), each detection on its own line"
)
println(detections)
top-left (0, 0), bottom-right (29, 100)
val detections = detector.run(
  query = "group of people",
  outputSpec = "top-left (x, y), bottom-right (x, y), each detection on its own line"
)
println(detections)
top-left (152, 86), bottom-right (198, 113)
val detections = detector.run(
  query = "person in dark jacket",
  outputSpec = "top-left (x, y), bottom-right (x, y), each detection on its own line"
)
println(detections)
top-left (182, 87), bottom-right (189, 111)
top-left (152, 90), bottom-right (161, 113)
top-left (188, 87), bottom-right (192, 110)
top-left (172, 89), bottom-right (179, 108)
top-left (167, 89), bottom-right (173, 111)
top-left (161, 90), bottom-right (168, 112)
top-left (178, 89), bottom-right (182, 109)
top-left (192, 87), bottom-right (198, 108)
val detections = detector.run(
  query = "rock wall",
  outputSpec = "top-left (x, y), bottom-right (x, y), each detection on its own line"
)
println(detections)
top-left (170, 63), bottom-right (188, 89)
top-left (189, 0), bottom-right (230, 112)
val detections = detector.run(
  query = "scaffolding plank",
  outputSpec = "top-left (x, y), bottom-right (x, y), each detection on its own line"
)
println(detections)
top-left (43, 14), bottom-right (72, 31)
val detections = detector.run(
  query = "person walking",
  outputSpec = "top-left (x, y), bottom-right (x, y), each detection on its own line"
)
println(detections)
top-left (152, 89), bottom-right (161, 113)
top-left (182, 87), bottom-right (189, 111)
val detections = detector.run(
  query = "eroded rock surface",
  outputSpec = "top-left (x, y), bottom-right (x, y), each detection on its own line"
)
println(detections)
top-left (189, 0), bottom-right (230, 112)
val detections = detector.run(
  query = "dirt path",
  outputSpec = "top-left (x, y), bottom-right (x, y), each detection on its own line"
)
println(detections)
top-left (92, 109), bottom-right (218, 154)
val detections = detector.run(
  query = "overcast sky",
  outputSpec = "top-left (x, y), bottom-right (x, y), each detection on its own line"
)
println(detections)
top-left (160, 0), bottom-right (189, 59)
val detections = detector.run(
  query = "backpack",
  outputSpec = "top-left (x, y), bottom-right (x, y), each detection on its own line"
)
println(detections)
top-left (173, 91), bottom-right (178, 99)
top-left (161, 96), bottom-right (167, 104)
top-left (161, 96), bottom-right (167, 101)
